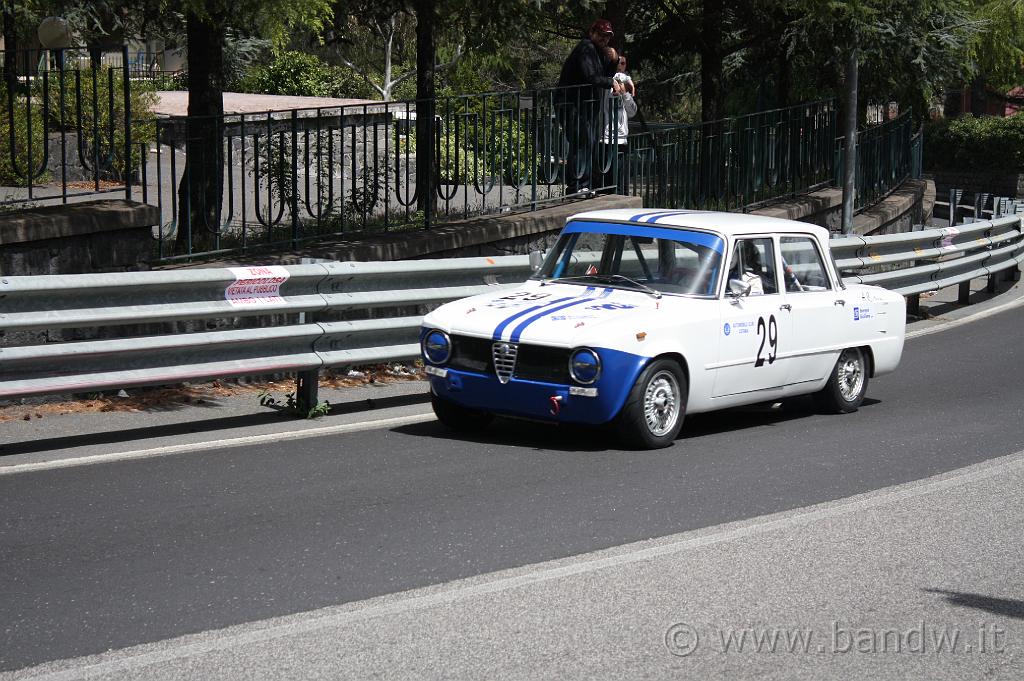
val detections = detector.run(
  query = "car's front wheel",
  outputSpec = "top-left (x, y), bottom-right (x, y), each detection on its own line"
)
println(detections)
top-left (817, 347), bottom-right (869, 413)
top-left (616, 359), bottom-right (687, 449)
top-left (431, 393), bottom-right (494, 432)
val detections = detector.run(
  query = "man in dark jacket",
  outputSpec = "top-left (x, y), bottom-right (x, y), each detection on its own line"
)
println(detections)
top-left (557, 19), bottom-right (623, 194)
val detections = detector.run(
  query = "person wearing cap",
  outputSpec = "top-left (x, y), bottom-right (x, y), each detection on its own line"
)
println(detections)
top-left (556, 19), bottom-right (624, 195)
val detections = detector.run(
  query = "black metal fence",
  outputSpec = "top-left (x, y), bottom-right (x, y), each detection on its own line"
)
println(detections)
top-left (0, 46), bottom-right (918, 261)
top-left (623, 101), bottom-right (838, 211)
top-left (0, 47), bottom-right (138, 206)
top-left (835, 110), bottom-right (918, 211)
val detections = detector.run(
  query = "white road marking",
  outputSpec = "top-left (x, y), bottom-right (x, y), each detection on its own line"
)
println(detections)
top-left (11, 448), bottom-right (1024, 681)
top-left (0, 412), bottom-right (434, 477)
top-left (907, 287), bottom-right (1024, 339)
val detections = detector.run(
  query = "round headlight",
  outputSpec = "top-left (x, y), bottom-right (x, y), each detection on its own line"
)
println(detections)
top-left (422, 329), bottom-right (452, 365)
top-left (569, 348), bottom-right (601, 384)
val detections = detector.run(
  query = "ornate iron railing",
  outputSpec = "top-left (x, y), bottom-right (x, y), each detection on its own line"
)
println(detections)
top-left (834, 110), bottom-right (915, 211)
top-left (0, 48), bottom-right (916, 262)
top-left (0, 47), bottom-right (136, 206)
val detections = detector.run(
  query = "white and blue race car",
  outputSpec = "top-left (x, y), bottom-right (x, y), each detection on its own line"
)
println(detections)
top-left (420, 209), bottom-right (906, 449)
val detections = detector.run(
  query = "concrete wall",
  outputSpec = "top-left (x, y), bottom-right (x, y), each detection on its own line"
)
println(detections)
top-left (0, 200), bottom-right (157, 277)
top-left (0, 177), bottom-right (932, 280)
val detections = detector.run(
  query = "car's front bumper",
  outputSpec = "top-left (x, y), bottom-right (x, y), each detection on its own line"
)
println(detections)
top-left (428, 347), bottom-right (649, 424)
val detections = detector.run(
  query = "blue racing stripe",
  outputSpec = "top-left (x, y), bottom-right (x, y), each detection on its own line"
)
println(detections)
top-left (628, 210), bottom-right (679, 222)
top-left (508, 288), bottom-right (613, 343)
top-left (491, 289), bottom-right (593, 340)
top-left (563, 221), bottom-right (725, 253)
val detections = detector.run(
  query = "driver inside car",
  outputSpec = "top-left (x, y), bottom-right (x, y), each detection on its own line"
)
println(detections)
top-left (729, 240), bottom-right (765, 295)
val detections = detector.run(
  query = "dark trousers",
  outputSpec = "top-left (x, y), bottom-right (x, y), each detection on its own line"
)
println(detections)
top-left (598, 143), bottom-right (628, 194)
top-left (557, 102), bottom-right (595, 193)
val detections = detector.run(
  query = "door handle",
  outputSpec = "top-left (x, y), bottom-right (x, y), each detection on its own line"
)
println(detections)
top-left (834, 299), bottom-right (846, 306)
top-left (779, 303), bottom-right (792, 311)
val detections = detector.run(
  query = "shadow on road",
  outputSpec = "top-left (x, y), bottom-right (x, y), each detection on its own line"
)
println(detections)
top-left (0, 392), bottom-right (429, 458)
top-left (925, 589), bottom-right (1024, 619)
top-left (395, 397), bottom-right (883, 452)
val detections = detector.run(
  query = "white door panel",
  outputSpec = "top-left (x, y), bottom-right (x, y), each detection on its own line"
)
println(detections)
top-left (784, 291), bottom-right (846, 384)
top-left (712, 296), bottom-right (792, 397)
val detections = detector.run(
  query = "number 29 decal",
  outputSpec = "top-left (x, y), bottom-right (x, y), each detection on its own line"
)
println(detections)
top-left (755, 314), bottom-right (778, 367)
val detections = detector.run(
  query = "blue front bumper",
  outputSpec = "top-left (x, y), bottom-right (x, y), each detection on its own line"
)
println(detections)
top-left (429, 348), bottom-right (649, 425)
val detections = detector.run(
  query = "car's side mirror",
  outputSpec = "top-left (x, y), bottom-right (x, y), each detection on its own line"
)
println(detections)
top-left (728, 278), bottom-right (752, 297)
top-left (529, 250), bottom-right (545, 272)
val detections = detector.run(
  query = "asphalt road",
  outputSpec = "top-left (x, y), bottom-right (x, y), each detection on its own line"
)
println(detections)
top-left (2, 302), bottom-right (1023, 676)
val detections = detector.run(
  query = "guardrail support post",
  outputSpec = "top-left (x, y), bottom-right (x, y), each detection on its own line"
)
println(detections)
top-left (958, 281), bottom-right (971, 305)
top-left (296, 368), bottom-right (320, 416)
top-left (296, 307), bottom-right (320, 415)
top-left (906, 293), bottom-right (920, 317)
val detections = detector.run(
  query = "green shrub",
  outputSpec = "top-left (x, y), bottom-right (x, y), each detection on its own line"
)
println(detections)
top-left (238, 51), bottom-right (341, 97)
top-left (39, 68), bottom-right (158, 179)
top-left (437, 123), bottom-right (485, 184)
top-left (237, 51), bottom-right (378, 100)
top-left (0, 93), bottom-right (49, 186)
top-left (924, 113), bottom-right (1024, 173)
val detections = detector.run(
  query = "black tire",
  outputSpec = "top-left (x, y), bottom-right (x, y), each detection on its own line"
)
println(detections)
top-left (431, 392), bottom-right (494, 432)
top-left (616, 359), bottom-right (687, 449)
top-left (817, 347), bottom-right (869, 414)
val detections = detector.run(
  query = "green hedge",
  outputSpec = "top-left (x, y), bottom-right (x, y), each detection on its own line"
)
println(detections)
top-left (924, 113), bottom-right (1024, 173)
top-left (0, 96), bottom-right (48, 186)
top-left (237, 51), bottom-right (378, 100)
top-left (41, 70), bottom-right (158, 179)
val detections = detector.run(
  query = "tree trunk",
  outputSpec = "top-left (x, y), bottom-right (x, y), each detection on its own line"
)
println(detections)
top-left (602, 2), bottom-right (627, 54)
top-left (2, 1), bottom-right (18, 95)
top-left (176, 9), bottom-right (226, 254)
top-left (699, 0), bottom-right (724, 123)
top-left (841, 49), bottom-right (858, 234)
top-left (776, 47), bottom-right (790, 109)
top-left (414, 0), bottom-right (435, 225)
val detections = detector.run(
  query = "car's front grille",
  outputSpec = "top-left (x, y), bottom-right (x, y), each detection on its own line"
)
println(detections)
top-left (449, 335), bottom-right (493, 374)
top-left (448, 335), bottom-right (570, 384)
top-left (492, 342), bottom-right (518, 384)
top-left (515, 344), bottom-right (571, 383)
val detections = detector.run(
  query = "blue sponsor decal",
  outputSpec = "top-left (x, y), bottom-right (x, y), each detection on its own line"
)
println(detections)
top-left (853, 307), bottom-right (860, 321)
top-left (727, 320), bottom-right (756, 335)
top-left (586, 302), bottom-right (636, 311)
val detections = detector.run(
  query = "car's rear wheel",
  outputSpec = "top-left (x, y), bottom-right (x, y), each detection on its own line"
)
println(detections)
top-left (616, 359), bottom-right (687, 449)
top-left (817, 347), bottom-right (869, 413)
top-left (431, 393), bottom-right (494, 432)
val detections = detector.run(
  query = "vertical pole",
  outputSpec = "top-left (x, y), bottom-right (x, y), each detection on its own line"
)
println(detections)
top-left (296, 306), bottom-right (319, 415)
top-left (414, 0), bottom-right (435, 229)
top-left (123, 44), bottom-right (133, 201)
top-left (291, 109), bottom-right (299, 246)
top-left (841, 49), bottom-right (858, 234)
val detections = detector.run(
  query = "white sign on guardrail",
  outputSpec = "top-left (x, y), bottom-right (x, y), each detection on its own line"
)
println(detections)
top-left (225, 266), bottom-right (291, 306)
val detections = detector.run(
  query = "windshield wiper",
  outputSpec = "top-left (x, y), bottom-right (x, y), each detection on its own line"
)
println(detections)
top-left (546, 273), bottom-right (662, 299)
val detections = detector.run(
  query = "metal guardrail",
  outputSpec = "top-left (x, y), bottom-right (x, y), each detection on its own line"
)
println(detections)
top-left (2, 216), bottom-right (1021, 406)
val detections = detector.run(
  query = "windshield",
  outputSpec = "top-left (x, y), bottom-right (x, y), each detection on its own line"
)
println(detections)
top-left (533, 221), bottom-right (725, 297)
